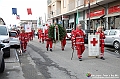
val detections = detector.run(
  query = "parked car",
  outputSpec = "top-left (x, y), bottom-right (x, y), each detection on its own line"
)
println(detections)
top-left (0, 25), bottom-right (10, 57)
top-left (104, 29), bottom-right (120, 49)
top-left (9, 31), bottom-right (20, 49)
top-left (0, 42), bottom-right (5, 73)
top-left (66, 29), bottom-right (72, 40)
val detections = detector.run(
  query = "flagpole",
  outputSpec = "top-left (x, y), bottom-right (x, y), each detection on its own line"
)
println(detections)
top-left (44, 13), bottom-right (46, 24)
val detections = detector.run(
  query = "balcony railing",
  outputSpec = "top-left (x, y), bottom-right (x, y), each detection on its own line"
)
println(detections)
top-left (68, 2), bottom-right (75, 11)
top-left (47, 0), bottom-right (52, 5)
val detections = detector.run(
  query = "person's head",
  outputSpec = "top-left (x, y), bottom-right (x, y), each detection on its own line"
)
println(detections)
top-left (76, 24), bottom-right (82, 30)
top-left (21, 29), bottom-right (25, 33)
top-left (97, 26), bottom-right (103, 32)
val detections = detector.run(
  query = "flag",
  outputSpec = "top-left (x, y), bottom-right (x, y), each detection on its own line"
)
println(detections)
top-left (27, 8), bottom-right (32, 15)
top-left (16, 15), bottom-right (20, 20)
top-left (12, 8), bottom-right (17, 15)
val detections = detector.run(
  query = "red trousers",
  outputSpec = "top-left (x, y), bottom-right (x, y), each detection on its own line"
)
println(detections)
top-left (61, 39), bottom-right (66, 49)
top-left (41, 36), bottom-right (44, 43)
top-left (100, 44), bottom-right (104, 57)
top-left (39, 35), bottom-right (42, 42)
top-left (30, 35), bottom-right (33, 40)
top-left (46, 41), bottom-right (53, 49)
top-left (31, 35), bottom-right (33, 40)
top-left (21, 42), bottom-right (27, 50)
top-left (76, 45), bottom-right (85, 58)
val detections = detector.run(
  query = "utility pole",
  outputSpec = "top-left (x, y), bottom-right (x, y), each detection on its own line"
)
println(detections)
top-left (88, 0), bottom-right (91, 30)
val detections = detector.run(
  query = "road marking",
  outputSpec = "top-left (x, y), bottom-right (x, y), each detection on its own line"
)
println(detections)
top-left (15, 49), bottom-right (19, 62)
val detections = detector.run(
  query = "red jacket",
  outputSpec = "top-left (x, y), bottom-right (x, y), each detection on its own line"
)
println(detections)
top-left (74, 29), bottom-right (85, 45)
top-left (38, 29), bottom-right (42, 38)
top-left (96, 31), bottom-right (105, 45)
top-left (44, 29), bottom-right (52, 41)
top-left (19, 33), bottom-right (28, 43)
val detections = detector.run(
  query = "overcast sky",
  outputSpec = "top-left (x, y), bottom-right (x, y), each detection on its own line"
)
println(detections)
top-left (0, 0), bottom-right (47, 25)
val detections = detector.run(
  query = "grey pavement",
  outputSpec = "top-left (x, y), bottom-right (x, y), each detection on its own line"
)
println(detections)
top-left (27, 37), bottom-right (120, 79)
top-left (0, 49), bottom-right (25, 79)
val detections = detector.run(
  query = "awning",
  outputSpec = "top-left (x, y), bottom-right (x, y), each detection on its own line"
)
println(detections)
top-left (104, 13), bottom-right (120, 17)
top-left (85, 16), bottom-right (101, 20)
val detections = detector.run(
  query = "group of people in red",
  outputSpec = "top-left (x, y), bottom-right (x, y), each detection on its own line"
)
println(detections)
top-left (18, 27), bottom-right (34, 53)
top-left (37, 23), bottom-right (105, 61)
top-left (37, 24), bottom-right (70, 52)
top-left (71, 24), bottom-right (105, 61)
top-left (18, 23), bottom-right (106, 61)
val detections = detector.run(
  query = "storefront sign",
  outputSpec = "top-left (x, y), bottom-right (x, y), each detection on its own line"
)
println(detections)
top-left (87, 9), bottom-right (105, 18)
top-left (62, 15), bottom-right (69, 20)
top-left (108, 5), bottom-right (120, 14)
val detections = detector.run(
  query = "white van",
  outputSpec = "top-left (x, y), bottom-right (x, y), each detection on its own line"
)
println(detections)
top-left (0, 25), bottom-right (10, 57)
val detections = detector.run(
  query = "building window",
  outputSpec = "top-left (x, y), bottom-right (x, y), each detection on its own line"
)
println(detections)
top-left (63, 0), bottom-right (66, 8)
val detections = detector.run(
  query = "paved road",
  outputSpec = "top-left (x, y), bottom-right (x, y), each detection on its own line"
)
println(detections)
top-left (0, 37), bottom-right (120, 79)
top-left (26, 38), bottom-right (120, 79)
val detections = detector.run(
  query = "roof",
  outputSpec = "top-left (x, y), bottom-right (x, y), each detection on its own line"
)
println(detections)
top-left (20, 20), bottom-right (37, 24)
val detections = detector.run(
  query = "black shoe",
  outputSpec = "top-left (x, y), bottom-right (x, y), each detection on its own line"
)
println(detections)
top-left (79, 58), bottom-right (82, 61)
top-left (62, 49), bottom-right (64, 51)
top-left (47, 48), bottom-right (48, 51)
top-left (96, 56), bottom-right (98, 58)
top-left (50, 49), bottom-right (52, 52)
top-left (100, 57), bottom-right (105, 60)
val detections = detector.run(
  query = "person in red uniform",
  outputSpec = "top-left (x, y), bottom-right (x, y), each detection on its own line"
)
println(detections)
top-left (29, 31), bottom-right (32, 41)
top-left (38, 28), bottom-right (42, 42)
top-left (30, 29), bottom-right (34, 40)
top-left (41, 30), bottom-right (45, 44)
top-left (61, 28), bottom-right (70, 51)
top-left (19, 29), bottom-right (28, 52)
top-left (44, 26), bottom-right (53, 52)
top-left (96, 26), bottom-right (105, 60)
top-left (73, 24), bottom-right (85, 61)
top-left (27, 32), bottom-right (31, 41)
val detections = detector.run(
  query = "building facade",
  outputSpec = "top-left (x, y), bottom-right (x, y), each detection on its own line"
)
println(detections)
top-left (47, 0), bottom-right (120, 30)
